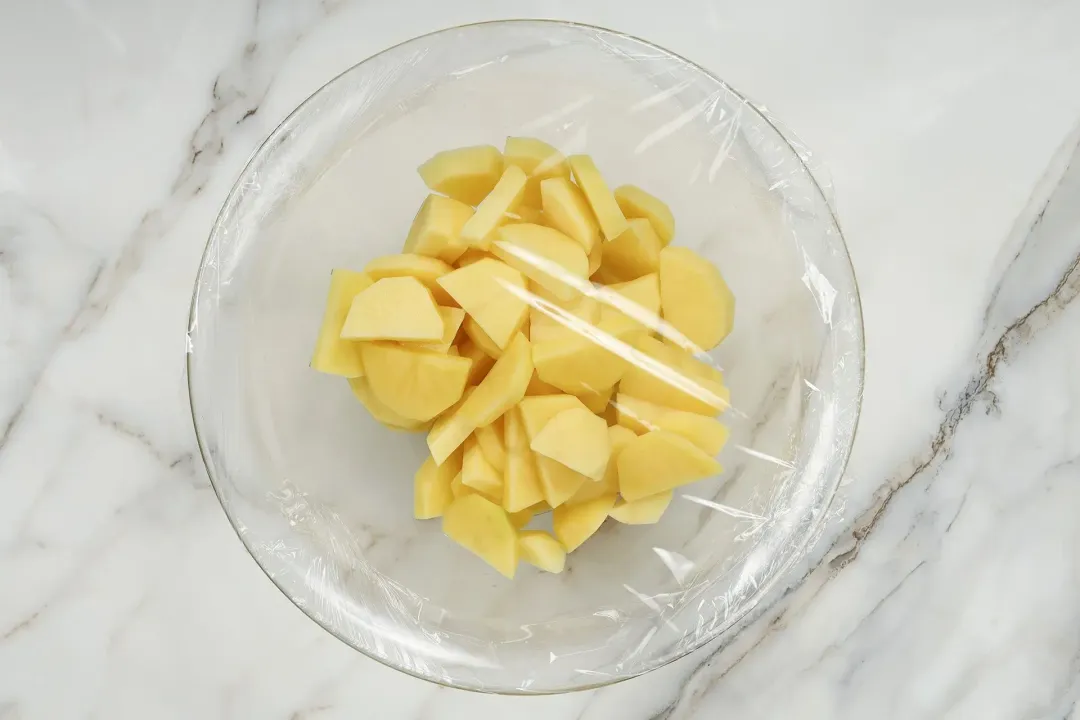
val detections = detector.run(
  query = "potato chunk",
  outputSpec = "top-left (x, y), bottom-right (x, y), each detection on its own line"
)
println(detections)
top-left (311, 269), bottom-right (372, 377)
top-left (418, 145), bottom-right (503, 205)
top-left (340, 276), bottom-right (443, 342)
top-left (443, 495), bottom-right (518, 578)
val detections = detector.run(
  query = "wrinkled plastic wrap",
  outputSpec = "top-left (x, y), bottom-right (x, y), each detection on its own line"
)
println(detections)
top-left (187, 21), bottom-right (863, 693)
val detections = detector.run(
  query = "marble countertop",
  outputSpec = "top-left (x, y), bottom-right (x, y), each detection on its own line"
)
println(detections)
top-left (3, 1), bottom-right (1080, 718)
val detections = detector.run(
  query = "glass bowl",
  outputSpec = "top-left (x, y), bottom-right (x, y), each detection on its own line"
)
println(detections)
top-left (187, 20), bottom-right (863, 694)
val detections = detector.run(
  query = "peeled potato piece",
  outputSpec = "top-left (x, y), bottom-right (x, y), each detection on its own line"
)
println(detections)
top-left (459, 339), bottom-right (496, 386)
top-left (340, 276), bottom-right (444, 342)
top-left (437, 258), bottom-right (528, 350)
top-left (474, 418), bottom-right (507, 472)
top-left (459, 333), bottom-right (533, 427)
top-left (567, 425), bottom-right (634, 504)
top-left (461, 164), bottom-right (527, 248)
top-left (503, 408), bottom-right (545, 512)
top-left (655, 411), bottom-right (730, 456)
top-left (463, 435), bottom-right (504, 499)
top-left (602, 218), bottom-right (662, 281)
top-left (659, 246), bottom-right (735, 350)
top-left (418, 145), bottom-right (503, 206)
top-left (614, 184), bottom-right (675, 246)
top-left (492, 224), bottom-right (588, 302)
top-left (404, 194), bottom-right (474, 263)
top-left (609, 491), bottom-right (673, 525)
top-left (517, 395), bottom-right (591, 507)
top-left (414, 448), bottom-right (463, 519)
top-left (360, 343), bottom-right (471, 421)
top-left (348, 378), bottom-right (430, 432)
top-left (540, 176), bottom-right (600, 253)
top-left (532, 312), bottom-right (639, 396)
top-left (553, 494), bottom-right (617, 552)
top-left (620, 335), bottom-right (729, 416)
top-left (443, 494), bottom-right (519, 578)
top-left (462, 314), bottom-right (504, 359)
top-left (530, 407), bottom-right (610, 481)
top-left (364, 254), bottom-right (456, 306)
top-left (618, 431), bottom-right (722, 501)
top-left (568, 155), bottom-right (628, 241)
top-left (504, 137), bottom-right (571, 208)
top-left (518, 530), bottom-right (567, 573)
top-left (311, 269), bottom-right (372, 377)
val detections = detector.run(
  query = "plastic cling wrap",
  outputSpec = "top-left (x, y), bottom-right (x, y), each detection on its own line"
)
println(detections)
top-left (187, 21), bottom-right (863, 693)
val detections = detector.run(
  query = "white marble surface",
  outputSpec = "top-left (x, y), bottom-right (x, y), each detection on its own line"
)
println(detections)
top-left (2, 0), bottom-right (1080, 717)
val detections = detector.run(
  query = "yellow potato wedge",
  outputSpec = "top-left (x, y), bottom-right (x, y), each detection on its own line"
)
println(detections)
top-left (474, 418), bottom-right (507, 472)
top-left (655, 412), bottom-right (729, 456)
top-left (347, 377), bottom-right (431, 432)
top-left (620, 335), bottom-right (728, 416)
top-left (461, 164), bottom-right (527, 248)
top-left (360, 343), bottom-right (471, 421)
top-left (462, 435), bottom-right (504, 499)
top-left (492, 223), bottom-right (588, 302)
top-left (553, 494), bottom-right (616, 552)
top-left (418, 145), bottom-right (503, 206)
top-left (459, 339), bottom-right (496, 386)
top-left (530, 407), bottom-right (610, 481)
top-left (442, 494), bottom-right (518, 578)
top-left (503, 408), bottom-right (545, 512)
top-left (404, 194), bottom-right (474, 263)
top-left (614, 184), bottom-right (675, 246)
top-left (311, 269), bottom-right (372, 377)
top-left (567, 425), bottom-right (634, 504)
top-left (462, 314), bottom-right (504, 359)
top-left (458, 333), bottom-right (533, 427)
top-left (364, 254), bottom-right (456, 306)
top-left (602, 218), bottom-right (662, 280)
top-left (518, 530), bottom-right (567, 573)
top-left (568, 155), bottom-right (628, 241)
top-left (609, 491), bottom-right (673, 524)
top-left (659, 246), bottom-right (735, 350)
top-left (540, 176), bottom-right (600, 253)
top-left (340, 276), bottom-right (444, 342)
top-left (437, 258), bottom-right (528, 350)
top-left (414, 449), bottom-right (463, 519)
top-left (618, 431), bottom-right (722, 501)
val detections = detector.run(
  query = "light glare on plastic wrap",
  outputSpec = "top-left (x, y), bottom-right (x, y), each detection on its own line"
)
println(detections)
top-left (186, 20), bottom-right (863, 694)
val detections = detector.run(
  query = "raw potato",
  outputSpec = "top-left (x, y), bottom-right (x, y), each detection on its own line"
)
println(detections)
top-left (530, 407), bottom-right (610, 481)
top-left (518, 530), bottom-right (567, 573)
top-left (577, 385), bottom-right (614, 415)
top-left (618, 431), bottom-right (722, 501)
top-left (567, 425), bottom-right (634, 504)
top-left (437, 258), bottom-right (528, 349)
top-left (509, 505), bottom-right (539, 528)
top-left (474, 418), bottom-right (507, 472)
top-left (458, 333), bottom-right (533, 427)
top-left (360, 343), bottom-right (471, 421)
top-left (340, 276), bottom-right (444, 342)
top-left (348, 378), bottom-right (430, 431)
top-left (428, 388), bottom-right (477, 464)
top-left (601, 218), bottom-right (662, 281)
top-left (311, 269), bottom-right (372, 377)
top-left (504, 137), bottom-right (570, 208)
top-left (416, 306), bottom-right (466, 354)
top-left (525, 373), bottom-right (562, 396)
top-left (532, 312), bottom-right (639, 396)
top-left (540, 176), bottom-right (600, 253)
top-left (414, 449), bottom-right (462, 519)
top-left (568, 155), bottom-right (628, 241)
top-left (463, 435), bottom-right (504, 499)
top-left (492, 223), bottom-right (588, 302)
top-left (659, 246), bottom-right (735, 350)
top-left (459, 339), bottom-right (496, 386)
top-left (609, 491), bottom-right (673, 524)
top-left (588, 239), bottom-right (603, 277)
top-left (614, 184), bottom-right (675, 246)
top-left (553, 494), bottom-right (617, 552)
top-left (460, 165), bottom-right (527, 248)
top-left (442, 494), bottom-right (519, 578)
top-left (503, 408), bottom-right (545, 512)
top-left (655, 411), bottom-right (730, 456)
top-left (620, 335), bottom-right (729, 416)
top-left (613, 394), bottom-right (668, 434)
top-left (364, 254), bottom-right (457, 306)
top-left (418, 145), bottom-right (504, 206)
top-left (404, 194), bottom-right (474, 263)
top-left (605, 274), bottom-right (661, 317)
top-left (517, 395), bottom-right (591, 507)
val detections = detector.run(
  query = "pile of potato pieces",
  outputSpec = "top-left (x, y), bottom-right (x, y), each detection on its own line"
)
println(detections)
top-left (310, 137), bottom-right (736, 578)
